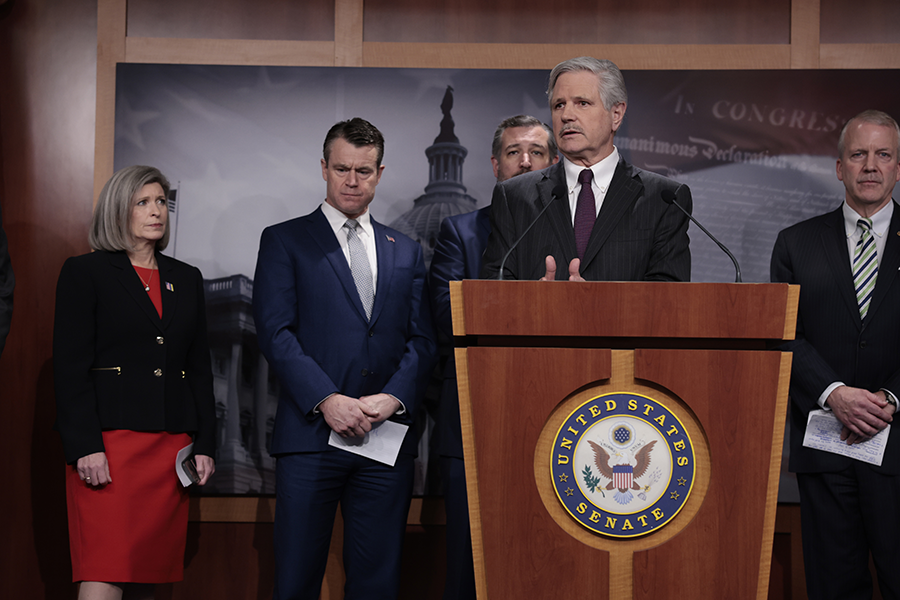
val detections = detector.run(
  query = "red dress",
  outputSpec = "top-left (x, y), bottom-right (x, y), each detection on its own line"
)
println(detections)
top-left (65, 266), bottom-right (192, 583)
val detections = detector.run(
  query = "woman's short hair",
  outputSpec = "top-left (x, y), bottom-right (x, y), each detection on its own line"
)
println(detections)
top-left (89, 165), bottom-right (171, 252)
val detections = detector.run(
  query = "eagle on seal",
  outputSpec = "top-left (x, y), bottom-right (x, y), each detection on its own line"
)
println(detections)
top-left (588, 440), bottom-right (657, 505)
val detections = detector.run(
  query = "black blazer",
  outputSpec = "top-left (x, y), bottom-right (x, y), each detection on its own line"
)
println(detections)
top-left (53, 250), bottom-right (216, 464)
top-left (771, 203), bottom-right (900, 474)
top-left (0, 202), bottom-right (13, 356)
top-left (480, 158), bottom-right (692, 281)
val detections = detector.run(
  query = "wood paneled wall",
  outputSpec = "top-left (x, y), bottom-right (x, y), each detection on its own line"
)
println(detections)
top-left (2, 0), bottom-right (897, 598)
top-left (1, 1), bottom-right (98, 598)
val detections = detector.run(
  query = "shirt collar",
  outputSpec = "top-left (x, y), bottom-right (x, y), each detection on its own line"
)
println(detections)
top-left (563, 147), bottom-right (619, 195)
top-left (321, 201), bottom-right (373, 237)
top-left (843, 200), bottom-right (893, 239)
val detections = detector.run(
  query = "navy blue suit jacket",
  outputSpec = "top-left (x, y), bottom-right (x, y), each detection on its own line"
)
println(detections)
top-left (428, 207), bottom-right (491, 457)
top-left (480, 159), bottom-right (691, 281)
top-left (771, 202), bottom-right (900, 474)
top-left (253, 207), bottom-right (436, 457)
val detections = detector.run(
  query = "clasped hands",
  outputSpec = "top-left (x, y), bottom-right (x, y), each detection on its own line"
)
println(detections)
top-left (539, 256), bottom-right (585, 282)
top-left (827, 386), bottom-right (896, 445)
top-left (321, 393), bottom-right (400, 438)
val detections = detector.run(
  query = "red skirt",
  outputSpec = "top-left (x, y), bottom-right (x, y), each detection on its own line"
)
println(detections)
top-left (66, 430), bottom-right (192, 583)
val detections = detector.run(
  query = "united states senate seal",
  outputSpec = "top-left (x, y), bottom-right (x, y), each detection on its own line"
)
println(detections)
top-left (550, 392), bottom-right (696, 538)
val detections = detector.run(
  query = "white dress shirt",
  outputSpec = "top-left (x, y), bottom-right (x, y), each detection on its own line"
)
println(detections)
top-left (562, 147), bottom-right (619, 226)
top-left (318, 201), bottom-right (406, 414)
top-left (819, 200), bottom-right (896, 409)
top-left (321, 201), bottom-right (378, 289)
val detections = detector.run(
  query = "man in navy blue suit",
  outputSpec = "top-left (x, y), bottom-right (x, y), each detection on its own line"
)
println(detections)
top-left (429, 115), bottom-right (557, 600)
top-left (253, 118), bottom-right (436, 600)
top-left (771, 110), bottom-right (900, 600)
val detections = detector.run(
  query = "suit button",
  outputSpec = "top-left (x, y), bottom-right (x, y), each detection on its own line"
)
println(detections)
top-left (361, 369), bottom-right (369, 376)
top-left (157, 336), bottom-right (165, 345)
top-left (154, 368), bottom-right (163, 377)
top-left (860, 340), bottom-right (868, 348)
top-left (368, 330), bottom-right (374, 337)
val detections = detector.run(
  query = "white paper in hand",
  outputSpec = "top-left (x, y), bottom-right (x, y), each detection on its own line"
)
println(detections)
top-left (803, 409), bottom-right (890, 466)
top-left (328, 420), bottom-right (408, 466)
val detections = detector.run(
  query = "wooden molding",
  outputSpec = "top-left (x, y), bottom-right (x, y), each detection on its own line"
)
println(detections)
top-left (820, 43), bottom-right (900, 68)
top-left (362, 42), bottom-right (794, 70)
top-left (756, 352), bottom-right (793, 597)
top-left (334, 0), bottom-right (364, 67)
top-left (125, 37), bottom-right (336, 66)
top-left (791, 0), bottom-right (821, 68)
top-left (93, 0), bottom-right (127, 203)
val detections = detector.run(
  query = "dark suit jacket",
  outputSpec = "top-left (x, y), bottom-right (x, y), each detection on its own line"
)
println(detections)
top-left (0, 201), bottom-right (13, 356)
top-left (53, 251), bottom-right (216, 464)
top-left (428, 207), bottom-right (491, 457)
top-left (252, 207), bottom-right (436, 457)
top-left (480, 159), bottom-right (692, 281)
top-left (771, 202), bottom-right (900, 474)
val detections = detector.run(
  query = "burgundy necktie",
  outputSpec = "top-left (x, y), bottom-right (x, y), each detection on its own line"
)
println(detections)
top-left (574, 169), bottom-right (595, 260)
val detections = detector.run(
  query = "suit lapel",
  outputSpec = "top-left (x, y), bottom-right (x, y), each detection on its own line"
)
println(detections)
top-left (581, 159), bottom-right (641, 270)
top-left (309, 207), bottom-right (371, 323)
top-left (863, 201), bottom-right (900, 327)
top-left (477, 207), bottom-right (491, 240)
top-left (371, 219), bottom-right (394, 324)
top-left (157, 253), bottom-right (177, 330)
top-left (109, 251), bottom-right (165, 331)
top-left (820, 207), bottom-right (861, 326)
top-left (536, 163), bottom-right (577, 262)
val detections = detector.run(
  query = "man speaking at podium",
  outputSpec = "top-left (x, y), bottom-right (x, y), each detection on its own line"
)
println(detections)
top-left (480, 57), bottom-right (692, 282)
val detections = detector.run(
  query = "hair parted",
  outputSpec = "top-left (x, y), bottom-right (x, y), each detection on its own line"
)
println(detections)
top-left (89, 165), bottom-right (171, 252)
top-left (547, 57), bottom-right (628, 111)
top-left (838, 109), bottom-right (900, 157)
top-left (490, 115), bottom-right (558, 161)
top-left (323, 117), bottom-right (386, 167)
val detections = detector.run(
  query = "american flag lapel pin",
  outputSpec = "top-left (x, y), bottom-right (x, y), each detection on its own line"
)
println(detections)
top-left (386, 235), bottom-right (395, 243)
top-left (165, 282), bottom-right (175, 292)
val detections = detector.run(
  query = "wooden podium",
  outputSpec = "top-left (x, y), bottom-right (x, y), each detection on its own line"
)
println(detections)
top-left (449, 280), bottom-right (799, 600)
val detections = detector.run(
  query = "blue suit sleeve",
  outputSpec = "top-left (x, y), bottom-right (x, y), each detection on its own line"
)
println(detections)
top-left (379, 244), bottom-right (437, 419)
top-left (480, 184), bottom-right (515, 280)
top-left (429, 217), bottom-right (467, 340)
top-left (252, 226), bottom-right (340, 418)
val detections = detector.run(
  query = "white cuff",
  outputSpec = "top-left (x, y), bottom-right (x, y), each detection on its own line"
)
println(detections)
top-left (818, 382), bottom-right (846, 410)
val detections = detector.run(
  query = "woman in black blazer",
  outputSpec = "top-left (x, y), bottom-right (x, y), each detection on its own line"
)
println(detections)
top-left (53, 165), bottom-right (216, 600)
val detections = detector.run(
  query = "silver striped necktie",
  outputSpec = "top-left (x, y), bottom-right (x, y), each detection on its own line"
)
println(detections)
top-left (344, 219), bottom-right (374, 320)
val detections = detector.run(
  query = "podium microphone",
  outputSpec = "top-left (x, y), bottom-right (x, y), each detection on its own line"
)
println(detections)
top-left (661, 189), bottom-right (742, 283)
top-left (498, 183), bottom-right (567, 281)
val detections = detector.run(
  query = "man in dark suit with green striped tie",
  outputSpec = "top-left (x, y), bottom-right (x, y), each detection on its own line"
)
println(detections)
top-left (771, 109), bottom-right (900, 600)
